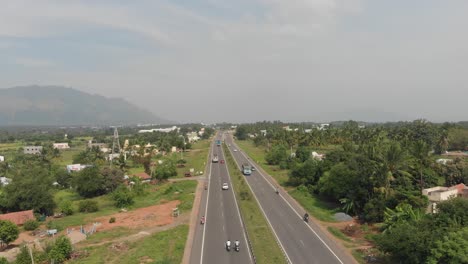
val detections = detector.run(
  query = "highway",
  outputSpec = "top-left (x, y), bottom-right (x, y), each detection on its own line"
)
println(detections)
top-left (189, 135), bottom-right (253, 264)
top-left (225, 133), bottom-right (357, 264)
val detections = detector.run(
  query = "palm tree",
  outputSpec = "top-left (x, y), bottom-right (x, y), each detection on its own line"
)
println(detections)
top-left (411, 140), bottom-right (431, 191)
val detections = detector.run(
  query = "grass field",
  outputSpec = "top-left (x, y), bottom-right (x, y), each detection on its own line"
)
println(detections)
top-left (223, 144), bottom-right (287, 264)
top-left (50, 180), bottom-right (197, 231)
top-left (69, 224), bottom-right (188, 264)
top-left (175, 139), bottom-right (210, 178)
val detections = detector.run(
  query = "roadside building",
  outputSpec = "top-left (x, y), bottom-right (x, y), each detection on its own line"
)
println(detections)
top-left (422, 183), bottom-right (468, 213)
top-left (0, 177), bottom-right (11, 186)
top-left (23, 146), bottom-right (43, 155)
top-left (0, 155), bottom-right (4, 162)
top-left (0, 210), bottom-right (35, 226)
top-left (87, 140), bottom-right (107, 149)
top-left (53, 143), bottom-right (70, 149)
top-left (66, 164), bottom-right (93, 173)
top-left (133, 172), bottom-right (152, 183)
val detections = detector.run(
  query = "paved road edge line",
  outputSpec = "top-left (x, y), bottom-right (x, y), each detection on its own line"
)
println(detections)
top-left (227, 142), bottom-right (293, 264)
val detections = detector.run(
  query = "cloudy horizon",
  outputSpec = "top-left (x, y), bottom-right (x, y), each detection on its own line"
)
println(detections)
top-left (1, 1), bottom-right (467, 123)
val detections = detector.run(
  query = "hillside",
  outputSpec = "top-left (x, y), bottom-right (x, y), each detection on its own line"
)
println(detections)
top-left (0, 86), bottom-right (168, 126)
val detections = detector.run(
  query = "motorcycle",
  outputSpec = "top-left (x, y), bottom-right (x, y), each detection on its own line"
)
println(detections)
top-left (303, 214), bottom-right (309, 223)
top-left (200, 217), bottom-right (205, 225)
top-left (234, 241), bottom-right (240, 252)
top-left (226, 241), bottom-right (231, 251)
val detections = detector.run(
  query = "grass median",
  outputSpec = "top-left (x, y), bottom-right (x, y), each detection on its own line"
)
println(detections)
top-left (223, 144), bottom-right (287, 264)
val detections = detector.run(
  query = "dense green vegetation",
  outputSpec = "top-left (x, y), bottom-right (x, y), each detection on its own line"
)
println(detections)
top-left (234, 120), bottom-right (468, 262)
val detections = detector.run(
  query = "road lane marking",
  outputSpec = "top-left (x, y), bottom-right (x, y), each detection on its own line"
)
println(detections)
top-left (200, 140), bottom-right (215, 264)
top-left (232, 138), bottom-right (345, 264)
top-left (221, 142), bottom-right (254, 263)
top-left (226, 141), bottom-right (293, 264)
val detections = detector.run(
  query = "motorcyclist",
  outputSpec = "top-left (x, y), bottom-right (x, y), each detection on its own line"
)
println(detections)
top-left (234, 240), bottom-right (240, 251)
top-left (226, 240), bottom-right (231, 251)
top-left (275, 188), bottom-right (279, 194)
top-left (303, 213), bottom-right (309, 222)
top-left (200, 216), bottom-right (205, 224)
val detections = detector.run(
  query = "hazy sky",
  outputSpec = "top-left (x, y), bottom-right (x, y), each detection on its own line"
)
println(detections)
top-left (1, 0), bottom-right (467, 123)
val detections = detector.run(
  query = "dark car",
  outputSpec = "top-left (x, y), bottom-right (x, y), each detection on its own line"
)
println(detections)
top-left (220, 160), bottom-right (225, 164)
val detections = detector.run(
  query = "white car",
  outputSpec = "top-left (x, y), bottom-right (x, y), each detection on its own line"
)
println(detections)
top-left (233, 149), bottom-right (238, 152)
top-left (222, 183), bottom-right (229, 190)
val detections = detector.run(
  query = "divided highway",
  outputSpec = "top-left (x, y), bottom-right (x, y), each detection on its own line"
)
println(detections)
top-left (225, 133), bottom-right (356, 264)
top-left (189, 135), bottom-right (253, 264)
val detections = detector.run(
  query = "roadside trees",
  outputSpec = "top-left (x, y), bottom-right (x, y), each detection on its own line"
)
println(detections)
top-left (0, 220), bottom-right (19, 248)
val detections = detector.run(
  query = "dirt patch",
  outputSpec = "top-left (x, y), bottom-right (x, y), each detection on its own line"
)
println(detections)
top-left (91, 200), bottom-right (180, 232)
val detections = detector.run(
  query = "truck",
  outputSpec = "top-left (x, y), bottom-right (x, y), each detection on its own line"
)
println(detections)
top-left (242, 163), bottom-right (252, 175)
top-left (212, 154), bottom-right (219, 163)
top-left (216, 140), bottom-right (221, 146)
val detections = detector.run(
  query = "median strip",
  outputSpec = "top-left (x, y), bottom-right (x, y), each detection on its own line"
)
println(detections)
top-left (222, 143), bottom-right (287, 264)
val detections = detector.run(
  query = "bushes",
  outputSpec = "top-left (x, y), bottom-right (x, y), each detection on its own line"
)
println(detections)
top-left (48, 236), bottom-right (73, 263)
top-left (0, 220), bottom-right (19, 246)
top-left (112, 185), bottom-right (134, 208)
top-left (59, 200), bottom-right (74, 215)
top-left (78, 200), bottom-right (99, 213)
top-left (109, 217), bottom-right (116, 223)
top-left (23, 219), bottom-right (40, 231)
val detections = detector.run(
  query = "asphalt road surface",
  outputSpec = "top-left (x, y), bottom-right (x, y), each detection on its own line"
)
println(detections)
top-left (225, 133), bottom-right (356, 264)
top-left (189, 135), bottom-right (253, 264)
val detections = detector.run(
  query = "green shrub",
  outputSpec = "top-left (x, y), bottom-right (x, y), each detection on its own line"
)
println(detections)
top-left (46, 221), bottom-right (63, 232)
top-left (112, 185), bottom-right (134, 208)
top-left (0, 257), bottom-right (8, 264)
top-left (23, 220), bottom-right (40, 231)
top-left (78, 200), bottom-right (98, 213)
top-left (109, 217), bottom-right (116, 223)
top-left (59, 200), bottom-right (74, 215)
top-left (0, 220), bottom-right (19, 246)
top-left (48, 236), bottom-right (73, 263)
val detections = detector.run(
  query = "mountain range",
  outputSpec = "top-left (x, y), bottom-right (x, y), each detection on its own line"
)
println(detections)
top-left (0, 86), bottom-right (168, 126)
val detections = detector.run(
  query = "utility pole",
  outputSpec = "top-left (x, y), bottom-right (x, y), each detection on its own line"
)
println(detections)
top-left (111, 126), bottom-right (121, 165)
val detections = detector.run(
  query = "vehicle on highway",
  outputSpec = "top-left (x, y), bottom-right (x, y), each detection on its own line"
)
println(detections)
top-left (226, 240), bottom-right (231, 251)
top-left (200, 216), bottom-right (205, 225)
top-left (222, 183), bottom-right (229, 190)
top-left (242, 163), bottom-right (252, 175)
top-left (303, 213), bottom-right (309, 223)
top-left (220, 159), bottom-right (225, 164)
top-left (251, 166), bottom-right (256, 171)
top-left (212, 155), bottom-right (219, 163)
top-left (233, 149), bottom-right (237, 152)
top-left (216, 139), bottom-right (221, 146)
top-left (235, 240), bottom-right (240, 252)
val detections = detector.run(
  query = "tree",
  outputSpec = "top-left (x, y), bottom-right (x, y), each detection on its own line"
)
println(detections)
top-left (48, 236), bottom-right (73, 263)
top-left (427, 227), bottom-right (468, 264)
top-left (100, 167), bottom-right (124, 193)
top-left (375, 221), bottom-right (434, 264)
top-left (382, 203), bottom-right (422, 233)
top-left (0, 220), bottom-right (19, 247)
top-left (265, 144), bottom-right (288, 165)
top-left (73, 166), bottom-right (106, 198)
top-left (154, 161), bottom-right (177, 181)
top-left (288, 159), bottom-right (322, 186)
top-left (2, 165), bottom-right (56, 215)
top-left (235, 126), bottom-right (248, 140)
top-left (411, 140), bottom-right (431, 191)
top-left (295, 146), bottom-right (311, 163)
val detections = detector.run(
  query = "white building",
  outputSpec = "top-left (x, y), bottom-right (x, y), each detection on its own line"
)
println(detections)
top-left (53, 143), bottom-right (70, 150)
top-left (260, 130), bottom-right (267, 136)
top-left (0, 155), bottom-right (4, 162)
top-left (66, 164), bottom-right (93, 173)
top-left (138, 126), bottom-right (178, 133)
top-left (422, 184), bottom-right (468, 213)
top-left (187, 132), bottom-right (200, 143)
top-left (0, 177), bottom-right (11, 186)
top-left (436, 159), bottom-right (453, 165)
top-left (318, 124), bottom-right (330, 130)
top-left (24, 146), bottom-right (43, 155)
